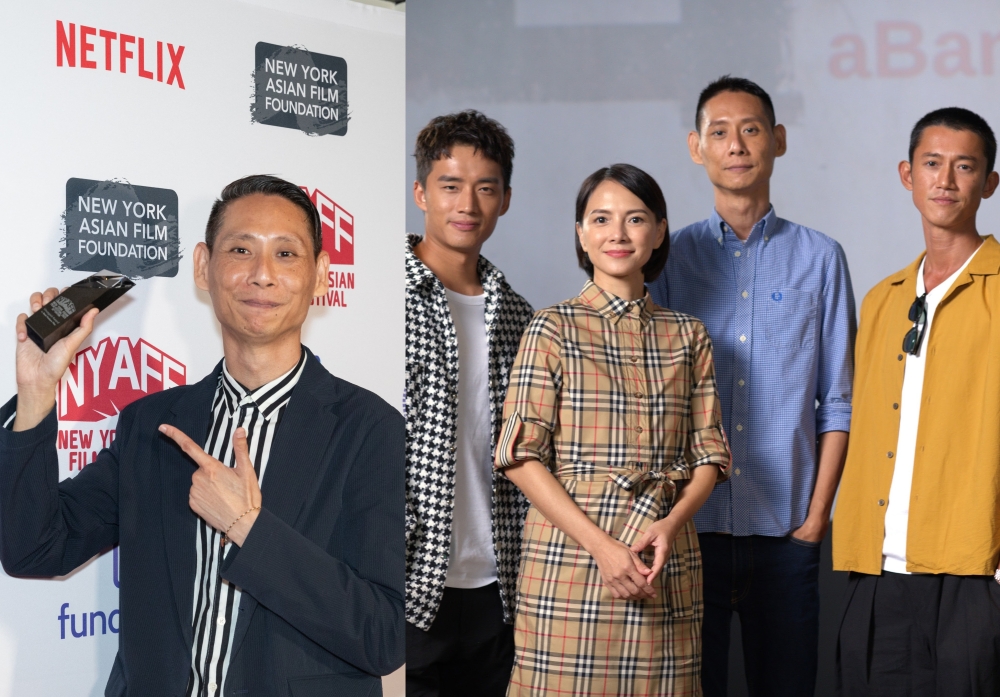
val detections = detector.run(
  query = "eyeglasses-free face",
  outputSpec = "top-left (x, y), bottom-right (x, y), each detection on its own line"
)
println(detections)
top-left (902, 292), bottom-right (929, 355)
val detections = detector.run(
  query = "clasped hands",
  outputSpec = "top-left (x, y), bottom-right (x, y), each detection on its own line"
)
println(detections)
top-left (590, 518), bottom-right (679, 601)
top-left (158, 424), bottom-right (262, 547)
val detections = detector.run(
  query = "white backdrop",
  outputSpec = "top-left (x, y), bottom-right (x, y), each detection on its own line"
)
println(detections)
top-left (0, 1), bottom-right (404, 695)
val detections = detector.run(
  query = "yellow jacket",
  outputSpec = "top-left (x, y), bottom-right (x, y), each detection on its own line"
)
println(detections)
top-left (833, 235), bottom-right (1000, 575)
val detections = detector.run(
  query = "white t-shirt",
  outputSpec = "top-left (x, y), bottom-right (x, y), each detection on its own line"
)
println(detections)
top-left (882, 246), bottom-right (980, 573)
top-left (443, 289), bottom-right (498, 588)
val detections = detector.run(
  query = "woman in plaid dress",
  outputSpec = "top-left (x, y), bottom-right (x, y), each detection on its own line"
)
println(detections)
top-left (495, 164), bottom-right (731, 696)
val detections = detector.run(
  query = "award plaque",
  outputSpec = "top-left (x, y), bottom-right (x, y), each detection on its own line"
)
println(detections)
top-left (25, 272), bottom-right (135, 352)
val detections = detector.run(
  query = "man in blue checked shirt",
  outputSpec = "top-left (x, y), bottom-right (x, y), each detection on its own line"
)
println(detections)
top-left (649, 76), bottom-right (856, 697)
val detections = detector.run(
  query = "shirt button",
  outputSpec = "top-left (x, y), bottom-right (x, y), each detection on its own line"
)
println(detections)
top-left (217, 616), bottom-right (226, 626)
top-left (764, 236), bottom-right (770, 241)
top-left (741, 290), bottom-right (749, 299)
top-left (740, 335), bottom-right (747, 343)
top-left (878, 499), bottom-right (885, 506)
top-left (893, 403), bottom-right (899, 410)
top-left (738, 379), bottom-right (745, 387)
top-left (734, 251), bottom-right (742, 257)
top-left (208, 684), bottom-right (218, 694)
top-left (887, 451), bottom-right (893, 458)
top-left (635, 392), bottom-right (643, 399)
top-left (736, 424), bottom-right (744, 432)
top-left (734, 468), bottom-right (741, 476)
top-left (635, 426), bottom-right (643, 433)
top-left (630, 356), bottom-right (638, 363)
top-left (898, 354), bottom-right (904, 361)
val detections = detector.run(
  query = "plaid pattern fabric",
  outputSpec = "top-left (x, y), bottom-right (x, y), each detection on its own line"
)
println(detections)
top-left (496, 281), bottom-right (731, 696)
top-left (404, 234), bottom-right (535, 630)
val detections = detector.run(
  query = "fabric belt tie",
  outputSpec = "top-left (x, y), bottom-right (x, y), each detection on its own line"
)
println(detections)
top-left (611, 461), bottom-right (687, 547)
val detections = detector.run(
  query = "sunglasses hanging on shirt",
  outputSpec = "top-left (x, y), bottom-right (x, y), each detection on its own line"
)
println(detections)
top-left (902, 292), bottom-right (929, 356)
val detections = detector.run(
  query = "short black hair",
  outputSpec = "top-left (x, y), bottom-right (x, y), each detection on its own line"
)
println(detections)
top-left (695, 75), bottom-right (776, 132)
top-left (205, 175), bottom-right (322, 257)
top-left (414, 110), bottom-right (515, 190)
top-left (574, 164), bottom-right (669, 284)
top-left (908, 107), bottom-right (997, 174)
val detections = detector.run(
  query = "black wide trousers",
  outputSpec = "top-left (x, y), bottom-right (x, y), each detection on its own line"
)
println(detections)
top-left (837, 571), bottom-right (1000, 697)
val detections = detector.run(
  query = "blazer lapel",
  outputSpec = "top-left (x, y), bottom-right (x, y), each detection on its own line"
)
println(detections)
top-left (227, 357), bottom-right (340, 658)
top-left (160, 365), bottom-right (220, 649)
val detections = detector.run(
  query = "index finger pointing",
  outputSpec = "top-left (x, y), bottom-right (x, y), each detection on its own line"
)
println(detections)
top-left (159, 424), bottom-right (214, 468)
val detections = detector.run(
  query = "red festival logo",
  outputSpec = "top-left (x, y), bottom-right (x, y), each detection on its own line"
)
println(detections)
top-left (301, 186), bottom-right (354, 265)
top-left (58, 337), bottom-right (186, 422)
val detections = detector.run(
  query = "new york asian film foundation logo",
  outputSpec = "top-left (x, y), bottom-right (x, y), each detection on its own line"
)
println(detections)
top-left (57, 337), bottom-right (186, 473)
top-left (253, 43), bottom-right (349, 136)
top-left (62, 178), bottom-right (181, 279)
top-left (302, 186), bottom-right (355, 308)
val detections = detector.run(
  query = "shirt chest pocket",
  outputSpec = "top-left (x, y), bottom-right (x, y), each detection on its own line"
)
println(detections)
top-left (762, 288), bottom-right (818, 349)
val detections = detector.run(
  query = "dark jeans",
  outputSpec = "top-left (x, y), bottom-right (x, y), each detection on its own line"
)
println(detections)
top-left (405, 582), bottom-right (515, 697)
top-left (699, 532), bottom-right (821, 697)
top-left (837, 571), bottom-right (1000, 697)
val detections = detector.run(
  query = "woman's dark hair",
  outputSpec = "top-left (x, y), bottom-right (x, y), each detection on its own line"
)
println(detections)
top-left (205, 174), bottom-right (323, 257)
top-left (574, 164), bottom-right (669, 283)
top-left (414, 110), bottom-right (515, 190)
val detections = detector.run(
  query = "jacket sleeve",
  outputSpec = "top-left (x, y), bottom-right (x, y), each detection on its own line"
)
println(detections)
top-left (220, 409), bottom-right (405, 677)
top-left (0, 395), bottom-right (122, 577)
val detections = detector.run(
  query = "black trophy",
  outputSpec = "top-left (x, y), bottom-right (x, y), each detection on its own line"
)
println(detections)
top-left (25, 272), bottom-right (135, 352)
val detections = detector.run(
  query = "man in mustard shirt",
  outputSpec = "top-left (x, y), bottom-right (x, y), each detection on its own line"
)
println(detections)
top-left (833, 107), bottom-right (1000, 695)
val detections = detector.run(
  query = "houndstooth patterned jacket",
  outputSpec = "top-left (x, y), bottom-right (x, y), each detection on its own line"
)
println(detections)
top-left (404, 234), bottom-right (535, 631)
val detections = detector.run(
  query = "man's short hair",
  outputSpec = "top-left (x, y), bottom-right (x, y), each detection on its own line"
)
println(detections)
top-left (414, 110), bottom-right (515, 190)
top-left (695, 75), bottom-right (776, 132)
top-left (908, 107), bottom-right (997, 174)
top-left (205, 175), bottom-right (323, 257)
top-left (574, 163), bottom-right (669, 284)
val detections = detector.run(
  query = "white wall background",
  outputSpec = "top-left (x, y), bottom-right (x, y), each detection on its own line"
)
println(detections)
top-left (0, 0), bottom-right (405, 695)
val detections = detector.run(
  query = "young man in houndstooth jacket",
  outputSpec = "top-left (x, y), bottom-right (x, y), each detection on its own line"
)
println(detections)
top-left (404, 110), bottom-right (534, 696)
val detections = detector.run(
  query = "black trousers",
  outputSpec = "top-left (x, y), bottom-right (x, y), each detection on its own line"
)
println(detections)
top-left (406, 582), bottom-right (514, 697)
top-left (837, 571), bottom-right (1000, 697)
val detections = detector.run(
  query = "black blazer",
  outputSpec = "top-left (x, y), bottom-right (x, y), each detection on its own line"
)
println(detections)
top-left (0, 353), bottom-right (404, 697)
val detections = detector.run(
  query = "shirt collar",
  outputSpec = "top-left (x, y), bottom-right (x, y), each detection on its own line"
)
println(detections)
top-left (709, 206), bottom-right (778, 246)
top-left (580, 279), bottom-right (653, 326)
top-left (218, 347), bottom-right (308, 421)
top-left (404, 233), bottom-right (508, 295)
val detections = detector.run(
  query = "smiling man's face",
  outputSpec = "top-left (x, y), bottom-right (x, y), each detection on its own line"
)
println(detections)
top-left (194, 193), bottom-right (329, 349)
top-left (901, 125), bottom-right (998, 232)
top-left (689, 90), bottom-right (785, 197)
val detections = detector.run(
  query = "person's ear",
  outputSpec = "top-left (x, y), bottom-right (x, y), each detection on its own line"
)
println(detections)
top-left (313, 250), bottom-right (330, 297)
top-left (193, 242), bottom-right (211, 292)
top-left (576, 221), bottom-right (588, 253)
top-left (898, 160), bottom-right (914, 192)
top-left (983, 170), bottom-right (1000, 200)
top-left (499, 187), bottom-right (512, 217)
top-left (773, 123), bottom-right (787, 158)
top-left (654, 218), bottom-right (667, 249)
top-left (413, 180), bottom-right (429, 213)
top-left (687, 130), bottom-right (704, 165)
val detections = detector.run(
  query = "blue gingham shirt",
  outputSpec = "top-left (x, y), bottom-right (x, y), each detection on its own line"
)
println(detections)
top-left (649, 208), bottom-right (856, 536)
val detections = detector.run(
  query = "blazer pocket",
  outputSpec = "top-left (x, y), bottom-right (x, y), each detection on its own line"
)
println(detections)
top-left (288, 672), bottom-right (381, 697)
top-left (103, 653), bottom-right (127, 697)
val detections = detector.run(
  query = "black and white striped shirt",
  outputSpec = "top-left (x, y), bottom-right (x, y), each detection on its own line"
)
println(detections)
top-left (186, 348), bottom-right (307, 697)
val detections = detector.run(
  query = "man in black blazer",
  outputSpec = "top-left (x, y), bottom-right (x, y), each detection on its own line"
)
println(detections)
top-left (0, 175), bottom-right (404, 697)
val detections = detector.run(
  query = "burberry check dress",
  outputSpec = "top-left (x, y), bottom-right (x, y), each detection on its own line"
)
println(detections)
top-left (495, 281), bottom-right (731, 697)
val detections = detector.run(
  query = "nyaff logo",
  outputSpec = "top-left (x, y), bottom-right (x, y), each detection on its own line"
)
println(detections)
top-left (57, 337), bottom-right (186, 473)
top-left (301, 186), bottom-right (354, 265)
top-left (301, 186), bottom-right (355, 308)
